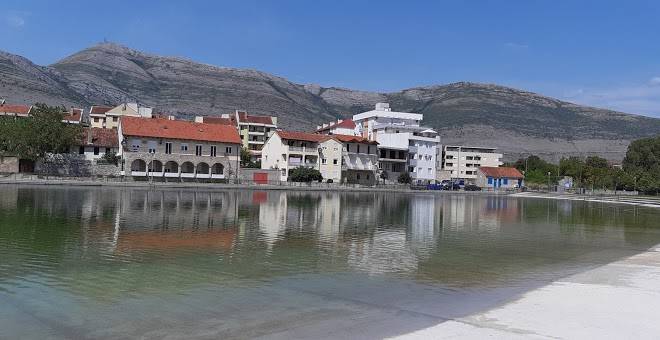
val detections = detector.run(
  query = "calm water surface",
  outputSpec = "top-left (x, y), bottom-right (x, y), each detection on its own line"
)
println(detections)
top-left (1, 185), bottom-right (659, 339)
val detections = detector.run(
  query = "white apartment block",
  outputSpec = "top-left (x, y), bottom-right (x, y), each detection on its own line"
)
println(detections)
top-left (90, 103), bottom-right (153, 129)
top-left (261, 131), bottom-right (324, 181)
top-left (353, 103), bottom-right (440, 184)
top-left (439, 145), bottom-right (503, 183)
top-left (315, 119), bottom-right (357, 136)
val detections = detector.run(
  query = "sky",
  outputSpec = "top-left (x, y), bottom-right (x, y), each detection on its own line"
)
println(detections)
top-left (2, 0), bottom-right (660, 117)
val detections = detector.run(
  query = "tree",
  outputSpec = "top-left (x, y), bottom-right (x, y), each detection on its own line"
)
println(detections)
top-left (379, 170), bottom-right (388, 183)
top-left (101, 151), bottom-right (120, 165)
top-left (288, 167), bottom-right (323, 182)
top-left (0, 103), bottom-right (82, 160)
top-left (240, 147), bottom-right (260, 168)
top-left (397, 172), bottom-right (411, 184)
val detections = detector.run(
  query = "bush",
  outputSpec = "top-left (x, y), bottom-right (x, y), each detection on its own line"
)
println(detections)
top-left (101, 151), bottom-right (120, 165)
top-left (288, 167), bottom-right (323, 182)
top-left (397, 172), bottom-right (411, 184)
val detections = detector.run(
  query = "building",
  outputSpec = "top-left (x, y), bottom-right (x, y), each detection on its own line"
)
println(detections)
top-left (118, 117), bottom-right (241, 180)
top-left (475, 166), bottom-right (524, 190)
top-left (352, 103), bottom-right (440, 184)
top-left (440, 146), bottom-right (503, 183)
top-left (316, 119), bottom-right (357, 135)
top-left (260, 130), bottom-right (326, 181)
top-left (90, 103), bottom-right (153, 129)
top-left (0, 102), bottom-right (32, 117)
top-left (318, 134), bottom-right (379, 185)
top-left (71, 128), bottom-right (119, 160)
top-left (196, 110), bottom-right (277, 162)
top-left (62, 108), bottom-right (84, 125)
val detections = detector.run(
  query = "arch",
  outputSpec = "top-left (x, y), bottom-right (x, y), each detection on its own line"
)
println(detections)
top-left (197, 162), bottom-right (210, 175)
top-left (211, 163), bottom-right (224, 175)
top-left (164, 161), bottom-right (178, 173)
top-left (181, 161), bottom-right (195, 174)
top-left (148, 160), bottom-right (163, 172)
top-left (130, 159), bottom-right (147, 172)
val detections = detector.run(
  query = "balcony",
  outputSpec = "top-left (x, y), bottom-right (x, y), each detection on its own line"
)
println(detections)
top-left (248, 139), bottom-right (265, 144)
top-left (342, 154), bottom-right (377, 171)
top-left (288, 161), bottom-right (318, 169)
top-left (287, 146), bottom-right (319, 155)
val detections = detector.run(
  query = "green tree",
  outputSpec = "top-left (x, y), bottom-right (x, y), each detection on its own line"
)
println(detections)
top-left (397, 172), bottom-right (411, 184)
top-left (240, 147), bottom-right (260, 168)
top-left (0, 103), bottom-right (82, 160)
top-left (288, 167), bottom-right (323, 182)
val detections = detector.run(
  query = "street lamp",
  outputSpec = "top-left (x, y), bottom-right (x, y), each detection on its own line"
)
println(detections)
top-left (547, 171), bottom-right (552, 192)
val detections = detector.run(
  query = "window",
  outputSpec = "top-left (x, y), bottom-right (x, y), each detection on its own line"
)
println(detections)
top-left (446, 155), bottom-right (454, 159)
top-left (113, 117), bottom-right (118, 122)
top-left (503, 178), bottom-right (509, 185)
top-left (147, 141), bottom-right (157, 154)
top-left (488, 177), bottom-right (493, 185)
top-left (78, 146), bottom-right (85, 154)
top-left (93, 147), bottom-right (100, 155)
top-left (105, 148), bottom-right (111, 154)
top-left (357, 174), bottom-right (361, 180)
top-left (356, 145), bottom-right (360, 153)
top-left (333, 159), bottom-right (338, 165)
top-left (181, 144), bottom-right (188, 152)
top-left (130, 139), bottom-right (140, 152)
top-left (225, 146), bottom-right (233, 154)
top-left (322, 158), bottom-right (327, 164)
top-left (165, 142), bottom-right (172, 154)
top-left (367, 146), bottom-right (371, 154)
top-left (445, 162), bottom-right (453, 167)
top-left (366, 174), bottom-right (370, 180)
top-left (210, 146), bottom-right (217, 157)
top-left (346, 144), bottom-right (350, 152)
top-left (195, 145), bottom-right (203, 156)
top-left (94, 118), bottom-right (99, 123)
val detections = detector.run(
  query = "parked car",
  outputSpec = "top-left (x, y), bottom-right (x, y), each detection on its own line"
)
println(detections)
top-left (442, 183), bottom-right (461, 191)
top-left (464, 184), bottom-right (481, 191)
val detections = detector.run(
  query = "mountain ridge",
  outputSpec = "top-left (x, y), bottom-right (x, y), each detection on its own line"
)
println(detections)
top-left (2, 42), bottom-right (659, 161)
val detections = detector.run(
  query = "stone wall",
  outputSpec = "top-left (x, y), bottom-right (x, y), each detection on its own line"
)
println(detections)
top-left (0, 156), bottom-right (19, 173)
top-left (238, 168), bottom-right (281, 183)
top-left (35, 154), bottom-right (120, 177)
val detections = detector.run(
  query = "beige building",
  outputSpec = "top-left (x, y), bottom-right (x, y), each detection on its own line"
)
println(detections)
top-left (90, 103), bottom-right (153, 129)
top-left (118, 116), bottom-right (241, 180)
top-left (196, 110), bottom-right (277, 162)
top-left (261, 131), bottom-right (378, 184)
top-left (439, 145), bottom-right (503, 183)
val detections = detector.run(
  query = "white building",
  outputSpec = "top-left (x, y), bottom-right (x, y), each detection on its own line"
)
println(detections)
top-left (439, 145), bottom-right (503, 183)
top-left (316, 119), bottom-right (357, 136)
top-left (90, 103), bottom-right (153, 129)
top-left (261, 131), bottom-right (325, 181)
top-left (353, 103), bottom-right (440, 184)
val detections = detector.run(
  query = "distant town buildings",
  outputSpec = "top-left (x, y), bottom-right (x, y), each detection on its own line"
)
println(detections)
top-left (0, 101), bottom-right (32, 117)
top-left (475, 167), bottom-right (524, 189)
top-left (316, 119), bottom-right (357, 135)
top-left (90, 103), bottom-right (153, 129)
top-left (71, 128), bottom-right (119, 160)
top-left (439, 145), bottom-right (503, 183)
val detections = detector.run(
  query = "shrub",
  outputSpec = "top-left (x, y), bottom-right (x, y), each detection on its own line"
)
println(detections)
top-left (288, 167), bottom-right (323, 182)
top-left (397, 172), bottom-right (411, 184)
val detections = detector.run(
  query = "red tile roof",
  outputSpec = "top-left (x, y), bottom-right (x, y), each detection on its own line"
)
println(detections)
top-left (316, 119), bottom-right (356, 132)
top-left (331, 133), bottom-right (378, 145)
top-left (79, 128), bottom-right (119, 148)
top-left (237, 111), bottom-right (274, 125)
top-left (0, 104), bottom-right (31, 115)
top-left (201, 116), bottom-right (237, 126)
top-left (479, 166), bottom-right (524, 178)
top-left (89, 105), bottom-right (113, 115)
top-left (63, 108), bottom-right (83, 123)
top-left (121, 117), bottom-right (242, 144)
top-left (276, 130), bottom-right (331, 143)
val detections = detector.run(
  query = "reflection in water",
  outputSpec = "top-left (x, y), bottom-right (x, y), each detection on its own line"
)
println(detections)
top-left (1, 185), bottom-right (660, 338)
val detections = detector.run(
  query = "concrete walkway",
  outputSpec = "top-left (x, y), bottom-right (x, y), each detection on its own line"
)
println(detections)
top-left (512, 191), bottom-right (660, 208)
top-left (392, 244), bottom-right (660, 339)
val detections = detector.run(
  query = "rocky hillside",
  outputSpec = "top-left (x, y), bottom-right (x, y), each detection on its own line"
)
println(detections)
top-left (2, 42), bottom-right (660, 161)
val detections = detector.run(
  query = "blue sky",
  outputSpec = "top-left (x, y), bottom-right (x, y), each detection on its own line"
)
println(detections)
top-left (2, 0), bottom-right (660, 117)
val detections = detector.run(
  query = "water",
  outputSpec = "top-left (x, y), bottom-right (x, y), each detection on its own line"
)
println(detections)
top-left (1, 185), bottom-right (659, 339)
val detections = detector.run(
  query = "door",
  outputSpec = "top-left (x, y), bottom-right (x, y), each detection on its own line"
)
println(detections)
top-left (253, 172), bottom-right (268, 184)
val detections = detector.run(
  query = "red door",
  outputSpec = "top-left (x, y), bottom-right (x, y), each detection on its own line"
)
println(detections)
top-left (253, 172), bottom-right (268, 184)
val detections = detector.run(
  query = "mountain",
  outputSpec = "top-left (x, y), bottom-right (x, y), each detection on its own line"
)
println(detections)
top-left (2, 42), bottom-right (660, 161)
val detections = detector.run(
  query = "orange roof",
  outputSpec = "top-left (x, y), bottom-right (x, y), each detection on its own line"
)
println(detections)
top-left (479, 166), bottom-right (524, 178)
top-left (121, 117), bottom-right (242, 144)
top-left (0, 104), bottom-right (31, 115)
top-left (331, 133), bottom-right (378, 145)
top-left (277, 130), bottom-right (331, 143)
top-left (63, 108), bottom-right (83, 123)
top-left (237, 111), bottom-right (274, 125)
top-left (89, 105), bottom-right (113, 115)
top-left (79, 128), bottom-right (118, 147)
top-left (316, 119), bottom-right (356, 132)
top-left (201, 116), bottom-right (237, 126)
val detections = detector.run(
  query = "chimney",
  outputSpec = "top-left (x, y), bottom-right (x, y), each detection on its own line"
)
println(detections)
top-left (375, 103), bottom-right (391, 111)
top-left (86, 129), bottom-right (93, 145)
top-left (337, 119), bottom-right (343, 124)
top-left (316, 125), bottom-right (321, 130)
top-left (0, 99), bottom-right (5, 106)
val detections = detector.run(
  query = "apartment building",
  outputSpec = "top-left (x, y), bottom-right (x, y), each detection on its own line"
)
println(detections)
top-left (439, 145), bottom-right (503, 183)
top-left (196, 110), bottom-right (277, 161)
top-left (352, 103), bottom-right (440, 184)
top-left (316, 119), bottom-right (357, 135)
top-left (90, 103), bottom-right (153, 129)
top-left (260, 131), bottom-right (325, 181)
top-left (318, 134), bottom-right (379, 185)
top-left (118, 117), bottom-right (241, 180)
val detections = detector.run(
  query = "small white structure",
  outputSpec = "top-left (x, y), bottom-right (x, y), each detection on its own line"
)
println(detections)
top-left (475, 167), bottom-right (524, 190)
top-left (316, 119), bottom-right (357, 136)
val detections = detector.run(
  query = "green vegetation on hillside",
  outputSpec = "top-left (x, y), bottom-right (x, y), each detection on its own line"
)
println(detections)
top-left (0, 104), bottom-right (82, 160)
